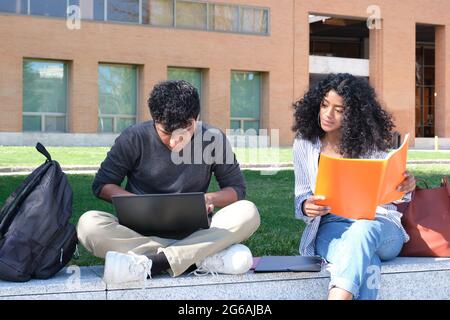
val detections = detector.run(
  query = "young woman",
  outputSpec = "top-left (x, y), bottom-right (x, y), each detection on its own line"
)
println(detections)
top-left (292, 73), bottom-right (416, 300)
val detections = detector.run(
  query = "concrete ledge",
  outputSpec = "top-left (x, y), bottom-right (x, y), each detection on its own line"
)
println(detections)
top-left (1, 257), bottom-right (449, 300)
top-left (414, 138), bottom-right (450, 150)
top-left (0, 266), bottom-right (106, 300)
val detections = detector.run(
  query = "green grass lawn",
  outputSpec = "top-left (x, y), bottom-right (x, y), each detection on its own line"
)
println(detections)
top-left (0, 146), bottom-right (449, 167)
top-left (0, 165), bottom-right (447, 267)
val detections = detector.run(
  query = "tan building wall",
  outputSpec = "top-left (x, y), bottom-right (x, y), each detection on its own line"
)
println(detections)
top-left (1, 0), bottom-right (450, 146)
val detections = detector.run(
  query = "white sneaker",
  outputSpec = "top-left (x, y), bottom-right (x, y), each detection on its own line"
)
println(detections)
top-left (194, 244), bottom-right (253, 276)
top-left (103, 251), bottom-right (152, 285)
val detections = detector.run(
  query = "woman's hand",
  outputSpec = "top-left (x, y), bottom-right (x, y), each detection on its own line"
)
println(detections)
top-left (303, 195), bottom-right (331, 218)
top-left (396, 171), bottom-right (416, 193)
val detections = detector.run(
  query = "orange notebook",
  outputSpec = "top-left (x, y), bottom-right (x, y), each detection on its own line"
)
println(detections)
top-left (314, 133), bottom-right (410, 220)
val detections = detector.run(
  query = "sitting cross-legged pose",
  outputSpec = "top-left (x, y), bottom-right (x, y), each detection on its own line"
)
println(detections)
top-left (77, 80), bottom-right (260, 285)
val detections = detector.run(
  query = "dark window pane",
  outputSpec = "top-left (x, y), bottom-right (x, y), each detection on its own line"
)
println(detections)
top-left (424, 48), bottom-right (435, 66)
top-left (45, 116), bottom-right (66, 132)
top-left (98, 117), bottom-right (113, 133)
top-left (423, 87), bottom-right (435, 107)
top-left (311, 40), bottom-right (361, 59)
top-left (230, 120), bottom-right (241, 130)
top-left (424, 67), bottom-right (435, 86)
top-left (117, 118), bottom-right (136, 132)
top-left (0, 0), bottom-right (27, 14)
top-left (415, 125), bottom-right (422, 137)
top-left (30, 0), bottom-right (67, 17)
top-left (107, 0), bottom-right (139, 23)
top-left (243, 121), bottom-right (259, 133)
top-left (23, 115), bottom-right (41, 132)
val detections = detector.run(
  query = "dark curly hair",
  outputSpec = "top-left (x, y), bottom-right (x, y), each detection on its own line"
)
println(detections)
top-left (148, 80), bottom-right (200, 132)
top-left (292, 73), bottom-right (395, 158)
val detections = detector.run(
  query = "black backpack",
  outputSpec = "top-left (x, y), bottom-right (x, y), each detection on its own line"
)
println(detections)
top-left (0, 143), bottom-right (78, 282)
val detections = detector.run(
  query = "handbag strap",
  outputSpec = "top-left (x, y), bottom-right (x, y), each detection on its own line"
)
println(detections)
top-left (442, 176), bottom-right (449, 196)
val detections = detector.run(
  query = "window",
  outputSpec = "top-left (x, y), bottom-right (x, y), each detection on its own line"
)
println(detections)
top-left (0, 0), bottom-right (27, 14)
top-left (176, 1), bottom-right (207, 30)
top-left (23, 60), bottom-right (68, 132)
top-left (240, 7), bottom-right (268, 34)
top-left (230, 71), bottom-right (261, 133)
top-left (30, 0), bottom-right (67, 18)
top-left (98, 64), bottom-right (137, 133)
top-left (208, 4), bottom-right (238, 32)
top-left (146, 0), bottom-right (174, 26)
top-left (0, 0), bottom-right (270, 35)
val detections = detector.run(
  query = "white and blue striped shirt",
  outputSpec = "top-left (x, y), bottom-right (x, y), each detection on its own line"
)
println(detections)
top-left (293, 137), bottom-right (411, 256)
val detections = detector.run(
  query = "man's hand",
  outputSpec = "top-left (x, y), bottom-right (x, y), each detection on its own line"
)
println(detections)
top-left (205, 194), bottom-right (215, 214)
top-left (99, 184), bottom-right (135, 203)
top-left (203, 188), bottom-right (237, 214)
top-left (303, 195), bottom-right (331, 218)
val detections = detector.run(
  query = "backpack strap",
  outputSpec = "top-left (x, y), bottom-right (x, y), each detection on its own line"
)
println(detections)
top-left (36, 142), bottom-right (52, 162)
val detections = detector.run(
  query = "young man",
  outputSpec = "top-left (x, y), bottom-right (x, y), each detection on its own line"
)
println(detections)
top-left (77, 80), bottom-right (260, 284)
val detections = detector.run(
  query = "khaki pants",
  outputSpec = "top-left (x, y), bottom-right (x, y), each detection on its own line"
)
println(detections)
top-left (76, 200), bottom-right (260, 277)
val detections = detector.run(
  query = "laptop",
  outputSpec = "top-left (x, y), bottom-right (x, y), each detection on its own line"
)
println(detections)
top-left (253, 256), bottom-right (323, 273)
top-left (111, 192), bottom-right (210, 239)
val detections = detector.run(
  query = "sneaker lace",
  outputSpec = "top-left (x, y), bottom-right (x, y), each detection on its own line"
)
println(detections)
top-left (190, 254), bottom-right (224, 277)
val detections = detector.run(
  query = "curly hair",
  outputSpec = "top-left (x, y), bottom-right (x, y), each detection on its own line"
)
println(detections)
top-left (292, 73), bottom-right (395, 158)
top-left (148, 80), bottom-right (200, 132)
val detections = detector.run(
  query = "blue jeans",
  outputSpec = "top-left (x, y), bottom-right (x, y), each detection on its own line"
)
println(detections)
top-left (315, 214), bottom-right (405, 300)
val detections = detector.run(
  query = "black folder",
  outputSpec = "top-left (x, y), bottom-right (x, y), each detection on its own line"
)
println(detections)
top-left (253, 255), bottom-right (323, 273)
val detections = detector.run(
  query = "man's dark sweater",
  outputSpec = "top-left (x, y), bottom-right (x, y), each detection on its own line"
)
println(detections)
top-left (92, 120), bottom-right (246, 200)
